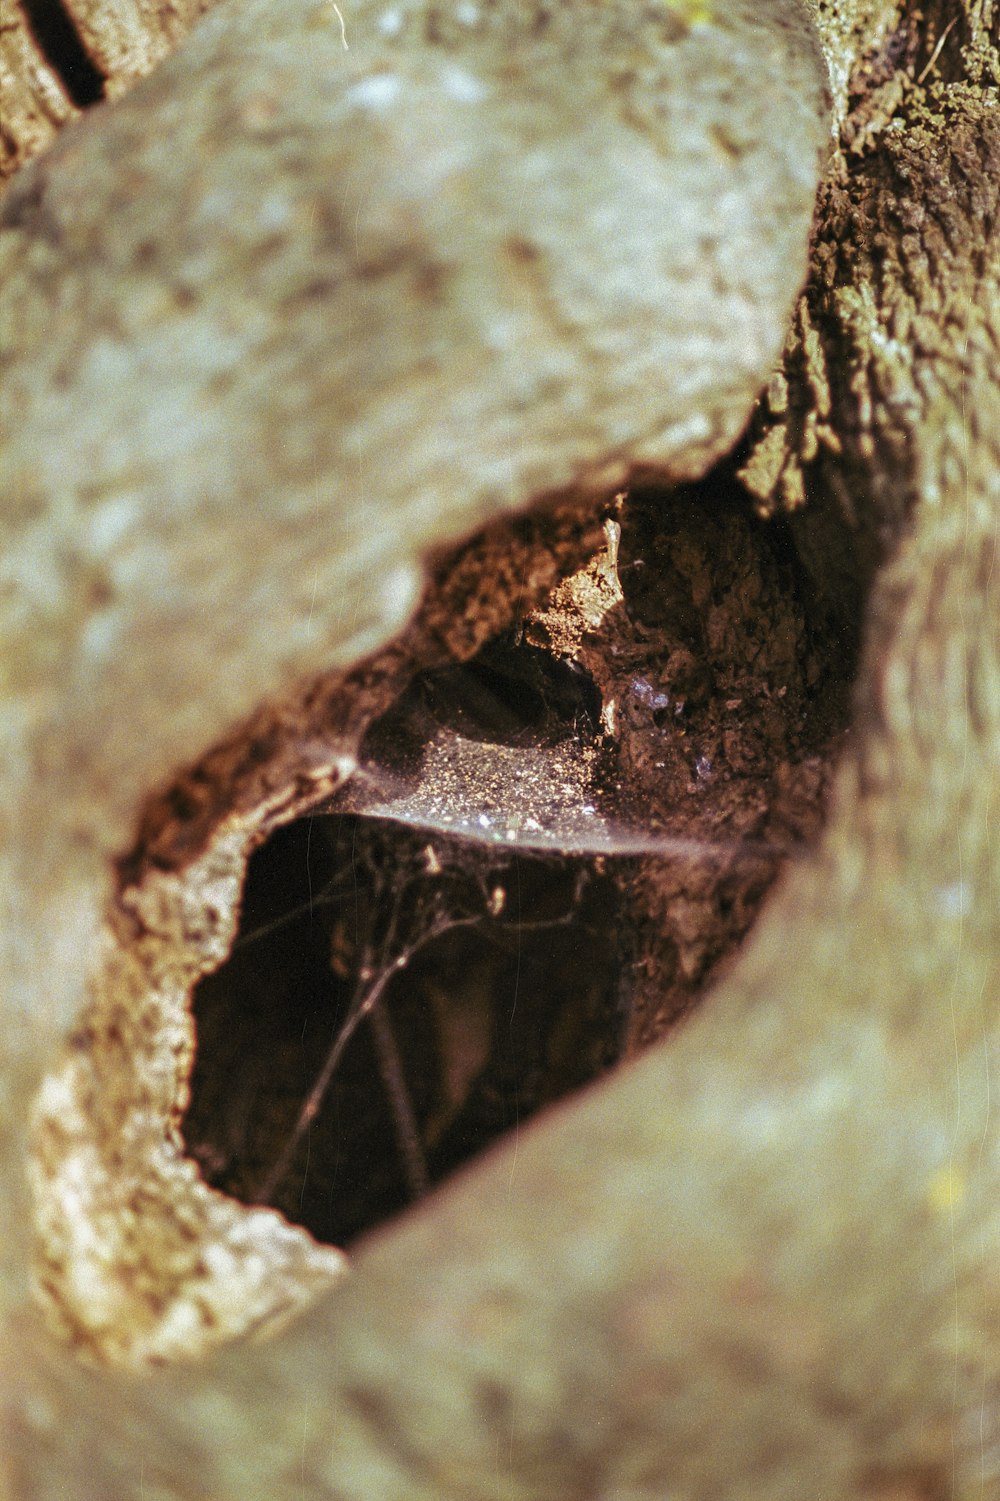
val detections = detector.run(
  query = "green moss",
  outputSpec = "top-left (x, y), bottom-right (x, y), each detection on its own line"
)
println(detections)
top-left (662, 0), bottom-right (712, 25)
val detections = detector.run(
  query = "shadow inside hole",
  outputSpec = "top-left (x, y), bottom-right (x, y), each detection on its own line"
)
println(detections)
top-left (181, 468), bottom-right (864, 1250)
top-left (183, 814), bottom-right (623, 1247)
top-left (365, 633), bottom-right (604, 778)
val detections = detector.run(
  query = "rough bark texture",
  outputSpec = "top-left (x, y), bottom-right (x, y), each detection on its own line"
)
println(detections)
top-left (0, 0), bottom-right (213, 180)
top-left (1, 0), bottom-right (999, 1498)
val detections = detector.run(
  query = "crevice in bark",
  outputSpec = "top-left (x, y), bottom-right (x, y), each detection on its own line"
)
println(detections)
top-left (16, 0), bottom-right (104, 107)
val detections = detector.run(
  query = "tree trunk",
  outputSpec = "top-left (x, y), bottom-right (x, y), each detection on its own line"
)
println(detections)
top-left (1, 1), bottom-right (999, 1497)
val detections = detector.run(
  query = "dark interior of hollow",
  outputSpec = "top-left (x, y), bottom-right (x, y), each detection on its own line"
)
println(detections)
top-left (182, 477), bottom-right (861, 1249)
top-left (184, 816), bottom-right (624, 1247)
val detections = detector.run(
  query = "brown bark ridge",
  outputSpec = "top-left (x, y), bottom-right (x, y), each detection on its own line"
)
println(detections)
top-left (1, 1), bottom-right (999, 1499)
top-left (50, 0), bottom-right (215, 94)
top-left (0, 0), bottom-right (77, 179)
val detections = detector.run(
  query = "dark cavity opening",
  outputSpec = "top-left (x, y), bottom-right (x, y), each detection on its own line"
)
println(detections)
top-left (184, 814), bottom-right (623, 1248)
top-left (367, 633), bottom-right (603, 765)
top-left (18, 0), bottom-right (105, 107)
top-left (179, 470), bottom-right (861, 1249)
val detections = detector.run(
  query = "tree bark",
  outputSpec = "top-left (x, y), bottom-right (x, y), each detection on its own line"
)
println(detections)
top-left (2, 1), bottom-right (999, 1498)
top-left (0, 0), bottom-right (213, 181)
